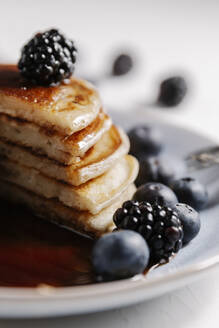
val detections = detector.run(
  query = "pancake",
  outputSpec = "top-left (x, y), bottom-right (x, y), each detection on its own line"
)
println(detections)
top-left (0, 65), bottom-right (101, 135)
top-left (0, 126), bottom-right (129, 186)
top-left (0, 109), bottom-right (112, 164)
top-left (0, 180), bottom-right (136, 238)
top-left (0, 155), bottom-right (139, 214)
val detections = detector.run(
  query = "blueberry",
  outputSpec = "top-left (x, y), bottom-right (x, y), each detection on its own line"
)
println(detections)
top-left (128, 125), bottom-right (162, 159)
top-left (92, 230), bottom-right (150, 281)
top-left (112, 54), bottom-right (133, 76)
top-left (136, 157), bottom-right (158, 187)
top-left (136, 156), bottom-right (186, 187)
top-left (171, 177), bottom-right (208, 211)
top-left (174, 203), bottom-right (201, 244)
top-left (133, 182), bottom-right (178, 207)
top-left (158, 76), bottom-right (187, 107)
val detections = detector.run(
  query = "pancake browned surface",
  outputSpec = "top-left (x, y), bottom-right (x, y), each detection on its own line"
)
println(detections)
top-left (0, 109), bottom-right (112, 164)
top-left (0, 180), bottom-right (136, 238)
top-left (0, 126), bottom-right (129, 186)
top-left (0, 65), bottom-right (101, 135)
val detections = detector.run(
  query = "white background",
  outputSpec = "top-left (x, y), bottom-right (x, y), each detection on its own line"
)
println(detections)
top-left (1, 0), bottom-right (219, 326)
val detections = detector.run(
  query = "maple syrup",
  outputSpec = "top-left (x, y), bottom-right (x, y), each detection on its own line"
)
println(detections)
top-left (0, 201), bottom-right (95, 287)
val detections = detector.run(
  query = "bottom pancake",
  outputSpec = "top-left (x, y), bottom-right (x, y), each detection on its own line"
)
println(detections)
top-left (0, 180), bottom-right (136, 238)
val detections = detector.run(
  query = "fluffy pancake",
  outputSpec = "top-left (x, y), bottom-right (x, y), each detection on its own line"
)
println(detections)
top-left (0, 65), bottom-right (101, 135)
top-left (0, 155), bottom-right (139, 214)
top-left (0, 126), bottom-right (129, 186)
top-left (0, 180), bottom-right (136, 238)
top-left (0, 109), bottom-right (112, 164)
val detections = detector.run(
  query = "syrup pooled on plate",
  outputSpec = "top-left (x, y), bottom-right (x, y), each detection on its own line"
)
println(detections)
top-left (0, 201), bottom-right (95, 287)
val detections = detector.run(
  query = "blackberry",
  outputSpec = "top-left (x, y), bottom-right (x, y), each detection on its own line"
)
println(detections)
top-left (18, 29), bottom-right (77, 86)
top-left (158, 76), bottom-right (187, 107)
top-left (113, 200), bottom-right (183, 264)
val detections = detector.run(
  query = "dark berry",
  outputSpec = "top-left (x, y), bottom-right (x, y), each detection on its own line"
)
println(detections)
top-left (171, 177), bottom-right (208, 211)
top-left (92, 230), bottom-right (150, 281)
top-left (158, 76), bottom-right (187, 106)
top-left (113, 201), bottom-right (183, 264)
top-left (114, 201), bottom-right (140, 231)
top-left (136, 156), bottom-right (186, 187)
top-left (113, 207), bottom-right (128, 226)
top-left (174, 203), bottom-right (201, 244)
top-left (112, 54), bottom-right (133, 76)
top-left (123, 215), bottom-right (139, 230)
top-left (18, 29), bottom-right (77, 86)
top-left (122, 200), bottom-right (138, 210)
top-left (128, 125), bottom-right (162, 159)
top-left (133, 182), bottom-right (178, 207)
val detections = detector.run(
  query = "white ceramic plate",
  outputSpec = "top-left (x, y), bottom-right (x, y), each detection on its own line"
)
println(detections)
top-left (1, 110), bottom-right (219, 318)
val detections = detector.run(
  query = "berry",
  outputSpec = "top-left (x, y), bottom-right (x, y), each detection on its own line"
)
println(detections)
top-left (128, 125), bottom-right (162, 159)
top-left (133, 182), bottom-right (178, 207)
top-left (158, 76), bottom-right (187, 106)
top-left (92, 230), bottom-right (150, 281)
top-left (113, 201), bottom-right (183, 263)
top-left (18, 29), bottom-right (77, 86)
top-left (171, 177), bottom-right (208, 211)
top-left (112, 54), bottom-right (133, 76)
top-left (136, 156), bottom-right (186, 187)
top-left (173, 203), bottom-right (201, 244)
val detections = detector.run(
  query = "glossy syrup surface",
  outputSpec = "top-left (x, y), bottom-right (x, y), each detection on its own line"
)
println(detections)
top-left (0, 65), bottom-right (92, 106)
top-left (0, 201), bottom-right (95, 287)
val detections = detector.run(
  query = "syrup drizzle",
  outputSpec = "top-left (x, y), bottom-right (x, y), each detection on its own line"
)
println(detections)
top-left (0, 201), bottom-right (156, 288)
top-left (0, 201), bottom-right (95, 287)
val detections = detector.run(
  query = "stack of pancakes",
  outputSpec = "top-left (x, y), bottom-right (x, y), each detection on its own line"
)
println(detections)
top-left (0, 65), bottom-right (139, 238)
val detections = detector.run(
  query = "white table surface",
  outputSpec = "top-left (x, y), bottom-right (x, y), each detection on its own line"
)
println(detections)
top-left (0, 0), bottom-right (219, 326)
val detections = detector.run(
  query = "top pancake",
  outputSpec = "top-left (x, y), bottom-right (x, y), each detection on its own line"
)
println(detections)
top-left (0, 65), bottom-right (101, 135)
